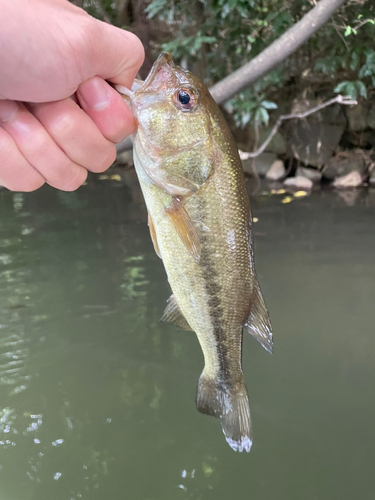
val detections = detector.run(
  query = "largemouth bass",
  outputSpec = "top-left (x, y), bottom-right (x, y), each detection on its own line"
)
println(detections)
top-left (117, 53), bottom-right (273, 452)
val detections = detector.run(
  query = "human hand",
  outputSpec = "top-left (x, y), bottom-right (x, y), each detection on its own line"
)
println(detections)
top-left (0, 0), bottom-right (144, 192)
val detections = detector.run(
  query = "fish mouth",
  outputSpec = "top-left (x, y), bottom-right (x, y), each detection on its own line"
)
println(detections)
top-left (139, 52), bottom-right (173, 92)
top-left (114, 52), bottom-right (174, 105)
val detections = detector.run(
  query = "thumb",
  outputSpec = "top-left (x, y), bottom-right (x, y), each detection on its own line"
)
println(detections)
top-left (87, 20), bottom-right (145, 89)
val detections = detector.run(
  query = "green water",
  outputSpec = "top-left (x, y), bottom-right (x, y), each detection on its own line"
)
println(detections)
top-left (0, 173), bottom-right (375, 500)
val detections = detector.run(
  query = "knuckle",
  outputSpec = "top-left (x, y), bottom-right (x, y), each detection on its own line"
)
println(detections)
top-left (27, 131), bottom-right (53, 158)
top-left (90, 145), bottom-right (116, 173)
top-left (129, 34), bottom-right (145, 68)
top-left (50, 112), bottom-right (75, 138)
top-left (22, 177), bottom-right (45, 192)
top-left (5, 173), bottom-right (44, 192)
top-left (0, 127), bottom-right (15, 152)
top-left (118, 31), bottom-right (145, 70)
top-left (0, 128), bottom-right (45, 192)
top-left (60, 167), bottom-right (87, 192)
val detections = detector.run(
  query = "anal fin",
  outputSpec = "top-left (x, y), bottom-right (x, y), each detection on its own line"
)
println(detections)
top-left (165, 198), bottom-right (201, 263)
top-left (148, 213), bottom-right (162, 258)
top-left (244, 281), bottom-right (273, 353)
top-left (161, 294), bottom-right (192, 331)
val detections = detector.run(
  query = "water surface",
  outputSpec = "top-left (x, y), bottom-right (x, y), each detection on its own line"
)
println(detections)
top-left (0, 173), bottom-right (375, 499)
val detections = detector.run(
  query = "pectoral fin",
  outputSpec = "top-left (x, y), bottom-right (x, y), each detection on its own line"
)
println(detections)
top-left (161, 294), bottom-right (192, 331)
top-left (148, 213), bottom-right (162, 259)
top-left (244, 281), bottom-right (273, 353)
top-left (165, 198), bottom-right (201, 263)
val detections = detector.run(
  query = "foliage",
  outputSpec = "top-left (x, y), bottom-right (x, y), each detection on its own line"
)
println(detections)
top-left (227, 93), bottom-right (278, 129)
top-left (334, 80), bottom-right (367, 101)
top-left (153, 0), bottom-right (374, 130)
top-left (76, 0), bottom-right (375, 132)
top-left (225, 72), bottom-right (280, 128)
top-left (313, 9), bottom-right (375, 105)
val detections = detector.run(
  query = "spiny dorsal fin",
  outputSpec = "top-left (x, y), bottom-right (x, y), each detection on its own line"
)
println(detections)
top-left (165, 198), bottom-right (201, 263)
top-left (244, 281), bottom-right (273, 353)
top-left (161, 295), bottom-right (192, 331)
top-left (147, 213), bottom-right (162, 259)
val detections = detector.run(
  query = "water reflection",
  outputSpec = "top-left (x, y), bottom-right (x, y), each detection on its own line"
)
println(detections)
top-left (0, 175), bottom-right (375, 499)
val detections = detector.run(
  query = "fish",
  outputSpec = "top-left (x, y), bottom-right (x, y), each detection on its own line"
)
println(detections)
top-left (116, 53), bottom-right (273, 452)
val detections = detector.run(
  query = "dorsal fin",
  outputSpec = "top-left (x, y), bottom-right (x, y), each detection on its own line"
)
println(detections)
top-left (244, 281), bottom-right (273, 353)
top-left (161, 295), bottom-right (192, 331)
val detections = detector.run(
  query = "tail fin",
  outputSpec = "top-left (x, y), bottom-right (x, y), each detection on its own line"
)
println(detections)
top-left (195, 372), bottom-right (252, 452)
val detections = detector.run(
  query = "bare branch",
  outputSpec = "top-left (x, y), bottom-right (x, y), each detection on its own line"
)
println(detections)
top-left (116, 0), bottom-right (348, 153)
top-left (239, 95), bottom-right (357, 160)
top-left (331, 21), bottom-right (350, 50)
top-left (116, 95), bottom-right (357, 156)
top-left (210, 0), bottom-right (347, 104)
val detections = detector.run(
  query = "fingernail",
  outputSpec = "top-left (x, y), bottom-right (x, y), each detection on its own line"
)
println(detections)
top-left (0, 100), bottom-right (18, 123)
top-left (78, 78), bottom-right (111, 111)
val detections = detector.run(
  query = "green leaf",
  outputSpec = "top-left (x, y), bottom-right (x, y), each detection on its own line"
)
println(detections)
top-left (261, 100), bottom-right (278, 110)
top-left (355, 80), bottom-right (367, 99)
top-left (344, 26), bottom-right (352, 37)
top-left (145, 0), bottom-right (168, 19)
top-left (335, 81), bottom-right (358, 100)
top-left (334, 81), bottom-right (349, 94)
top-left (255, 107), bottom-right (269, 126)
top-left (315, 58), bottom-right (336, 76)
top-left (241, 111), bottom-right (252, 128)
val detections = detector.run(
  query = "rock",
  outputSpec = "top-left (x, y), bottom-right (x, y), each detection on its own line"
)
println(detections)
top-left (369, 170), bottom-right (375, 186)
top-left (258, 128), bottom-right (287, 155)
top-left (241, 152), bottom-right (277, 177)
top-left (345, 104), bottom-right (368, 132)
top-left (296, 166), bottom-right (322, 183)
top-left (320, 102), bottom-right (347, 128)
top-left (289, 122), bottom-right (344, 168)
top-left (266, 160), bottom-right (286, 181)
top-left (323, 149), bottom-right (366, 180)
top-left (342, 129), bottom-right (375, 148)
top-left (284, 175), bottom-right (313, 191)
top-left (253, 152), bottom-right (277, 176)
top-left (267, 181), bottom-right (285, 192)
top-left (333, 171), bottom-right (363, 189)
top-left (367, 104), bottom-right (375, 130)
top-left (286, 94), bottom-right (346, 167)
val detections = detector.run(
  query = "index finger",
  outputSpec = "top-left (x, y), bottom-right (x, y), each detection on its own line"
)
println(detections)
top-left (89, 21), bottom-right (145, 89)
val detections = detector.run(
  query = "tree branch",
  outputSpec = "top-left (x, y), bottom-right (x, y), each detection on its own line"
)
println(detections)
top-left (116, 0), bottom-right (347, 153)
top-left (210, 0), bottom-right (347, 104)
top-left (239, 95), bottom-right (357, 160)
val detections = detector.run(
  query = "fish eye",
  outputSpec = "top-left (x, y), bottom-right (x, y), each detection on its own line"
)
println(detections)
top-left (173, 88), bottom-right (197, 111)
top-left (178, 91), bottom-right (190, 105)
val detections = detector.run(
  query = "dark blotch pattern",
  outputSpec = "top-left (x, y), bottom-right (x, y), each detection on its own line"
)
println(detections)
top-left (199, 228), bottom-right (232, 385)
